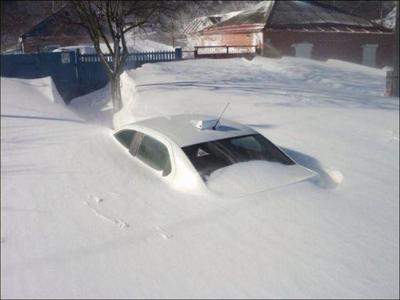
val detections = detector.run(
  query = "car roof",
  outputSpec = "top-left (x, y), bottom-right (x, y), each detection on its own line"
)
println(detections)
top-left (120, 114), bottom-right (257, 147)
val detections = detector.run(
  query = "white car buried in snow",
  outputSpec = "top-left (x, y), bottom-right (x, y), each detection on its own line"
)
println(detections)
top-left (113, 114), bottom-right (317, 197)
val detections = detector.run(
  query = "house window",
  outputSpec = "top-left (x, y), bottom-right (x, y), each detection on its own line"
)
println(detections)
top-left (292, 42), bottom-right (313, 58)
top-left (362, 44), bottom-right (378, 67)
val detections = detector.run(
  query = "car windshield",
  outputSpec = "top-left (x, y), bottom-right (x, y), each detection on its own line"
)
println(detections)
top-left (182, 134), bottom-right (295, 181)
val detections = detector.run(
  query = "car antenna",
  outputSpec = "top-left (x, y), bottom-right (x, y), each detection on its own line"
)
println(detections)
top-left (213, 102), bottom-right (230, 130)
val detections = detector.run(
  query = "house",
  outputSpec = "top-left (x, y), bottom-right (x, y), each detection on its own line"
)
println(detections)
top-left (183, 11), bottom-right (242, 48)
top-left (191, 0), bottom-right (393, 67)
top-left (19, 5), bottom-right (89, 53)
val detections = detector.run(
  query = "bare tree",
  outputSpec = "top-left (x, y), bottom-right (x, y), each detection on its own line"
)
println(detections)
top-left (70, 1), bottom-right (173, 112)
top-left (156, 2), bottom-right (201, 48)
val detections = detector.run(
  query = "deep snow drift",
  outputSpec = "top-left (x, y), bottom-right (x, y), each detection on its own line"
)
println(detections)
top-left (206, 161), bottom-right (316, 197)
top-left (2, 55), bottom-right (399, 298)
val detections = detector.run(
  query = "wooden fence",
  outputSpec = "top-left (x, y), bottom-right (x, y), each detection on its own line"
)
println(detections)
top-left (1, 48), bottom-right (182, 102)
top-left (194, 45), bottom-right (259, 58)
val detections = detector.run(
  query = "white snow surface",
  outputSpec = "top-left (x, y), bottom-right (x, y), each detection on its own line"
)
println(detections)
top-left (1, 54), bottom-right (399, 298)
top-left (206, 161), bottom-right (316, 197)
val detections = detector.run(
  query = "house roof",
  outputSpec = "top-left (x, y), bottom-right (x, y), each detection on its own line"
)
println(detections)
top-left (267, 1), bottom-right (376, 28)
top-left (21, 5), bottom-right (87, 38)
top-left (183, 11), bottom-right (242, 35)
top-left (212, 1), bottom-right (274, 27)
top-left (205, 0), bottom-right (391, 33)
top-left (183, 16), bottom-right (220, 35)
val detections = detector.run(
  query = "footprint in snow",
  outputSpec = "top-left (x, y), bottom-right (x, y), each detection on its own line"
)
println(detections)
top-left (87, 193), bottom-right (104, 204)
top-left (155, 226), bottom-right (173, 240)
top-left (388, 130), bottom-right (399, 141)
top-left (85, 194), bottom-right (129, 229)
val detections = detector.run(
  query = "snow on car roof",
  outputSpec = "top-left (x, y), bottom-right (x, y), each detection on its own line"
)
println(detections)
top-left (125, 114), bottom-right (257, 147)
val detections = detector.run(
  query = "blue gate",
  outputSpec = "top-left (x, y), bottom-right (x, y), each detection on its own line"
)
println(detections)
top-left (0, 48), bottom-right (182, 103)
top-left (76, 53), bottom-right (110, 97)
top-left (0, 51), bottom-right (78, 100)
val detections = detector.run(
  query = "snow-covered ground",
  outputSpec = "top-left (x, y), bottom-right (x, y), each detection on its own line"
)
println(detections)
top-left (1, 55), bottom-right (399, 298)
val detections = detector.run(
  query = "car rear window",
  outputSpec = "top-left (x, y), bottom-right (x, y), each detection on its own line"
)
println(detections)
top-left (182, 134), bottom-right (294, 180)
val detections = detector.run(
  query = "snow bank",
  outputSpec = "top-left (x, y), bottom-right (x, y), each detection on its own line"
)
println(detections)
top-left (69, 71), bottom-right (138, 128)
top-left (1, 76), bottom-right (63, 105)
top-left (113, 71), bottom-right (139, 128)
top-left (26, 77), bottom-right (64, 104)
top-left (1, 77), bottom-right (74, 118)
top-left (114, 56), bottom-right (393, 125)
top-left (53, 45), bottom-right (97, 54)
top-left (66, 38), bottom-right (175, 129)
top-left (2, 54), bottom-right (398, 298)
top-left (206, 161), bottom-right (316, 197)
top-left (69, 82), bottom-right (112, 126)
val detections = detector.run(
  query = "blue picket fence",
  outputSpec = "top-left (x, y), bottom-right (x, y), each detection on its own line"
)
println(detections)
top-left (0, 48), bottom-right (182, 102)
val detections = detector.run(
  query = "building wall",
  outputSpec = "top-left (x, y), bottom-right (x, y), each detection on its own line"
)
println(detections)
top-left (196, 28), bottom-right (393, 67)
top-left (200, 31), bottom-right (262, 48)
top-left (264, 30), bottom-right (394, 67)
top-left (21, 36), bottom-right (90, 53)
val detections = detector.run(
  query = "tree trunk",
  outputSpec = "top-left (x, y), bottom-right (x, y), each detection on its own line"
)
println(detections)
top-left (111, 74), bottom-right (123, 112)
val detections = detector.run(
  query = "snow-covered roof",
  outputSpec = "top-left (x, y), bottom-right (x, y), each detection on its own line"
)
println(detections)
top-left (212, 1), bottom-right (274, 27)
top-left (208, 0), bottom-right (389, 31)
top-left (381, 6), bottom-right (396, 29)
top-left (126, 114), bottom-right (256, 147)
top-left (268, 1), bottom-right (376, 27)
top-left (183, 11), bottom-right (242, 35)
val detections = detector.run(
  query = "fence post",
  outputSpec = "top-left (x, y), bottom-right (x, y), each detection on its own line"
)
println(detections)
top-left (385, 70), bottom-right (394, 96)
top-left (75, 48), bottom-right (81, 95)
top-left (175, 47), bottom-right (182, 60)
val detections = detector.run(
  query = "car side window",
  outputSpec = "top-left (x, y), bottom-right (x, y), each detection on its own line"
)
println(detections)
top-left (136, 135), bottom-right (171, 176)
top-left (114, 130), bottom-right (136, 148)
